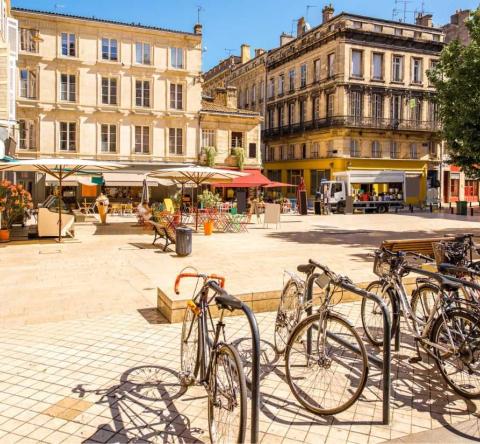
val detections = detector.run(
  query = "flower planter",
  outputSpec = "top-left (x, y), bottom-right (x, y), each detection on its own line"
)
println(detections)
top-left (0, 229), bottom-right (10, 242)
top-left (204, 220), bottom-right (214, 236)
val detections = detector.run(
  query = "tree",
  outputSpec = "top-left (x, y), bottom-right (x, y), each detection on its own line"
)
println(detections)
top-left (428, 8), bottom-right (480, 178)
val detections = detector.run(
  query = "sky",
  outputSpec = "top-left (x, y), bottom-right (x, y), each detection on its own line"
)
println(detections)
top-left (12, 0), bottom-right (480, 70)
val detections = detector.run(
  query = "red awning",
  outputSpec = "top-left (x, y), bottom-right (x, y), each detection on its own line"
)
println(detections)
top-left (263, 181), bottom-right (296, 188)
top-left (214, 169), bottom-right (272, 188)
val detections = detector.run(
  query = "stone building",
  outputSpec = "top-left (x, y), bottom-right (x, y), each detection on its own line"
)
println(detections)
top-left (199, 86), bottom-right (262, 170)
top-left (205, 6), bottom-right (445, 204)
top-left (12, 7), bottom-right (203, 200)
top-left (0, 0), bottom-right (18, 158)
top-left (443, 9), bottom-right (471, 45)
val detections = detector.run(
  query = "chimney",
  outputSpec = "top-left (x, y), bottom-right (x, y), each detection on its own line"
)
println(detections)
top-left (416, 13), bottom-right (433, 27)
top-left (322, 4), bottom-right (335, 23)
top-left (280, 32), bottom-right (294, 46)
top-left (297, 17), bottom-right (306, 36)
top-left (214, 86), bottom-right (237, 109)
top-left (194, 23), bottom-right (203, 35)
top-left (240, 44), bottom-right (251, 64)
top-left (254, 48), bottom-right (265, 57)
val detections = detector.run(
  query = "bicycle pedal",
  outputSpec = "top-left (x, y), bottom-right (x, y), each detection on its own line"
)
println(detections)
top-left (408, 356), bottom-right (422, 364)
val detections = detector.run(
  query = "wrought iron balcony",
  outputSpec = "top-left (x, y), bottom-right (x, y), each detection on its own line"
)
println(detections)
top-left (262, 116), bottom-right (440, 139)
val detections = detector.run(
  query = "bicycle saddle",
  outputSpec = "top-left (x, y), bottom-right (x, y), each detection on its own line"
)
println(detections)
top-left (438, 263), bottom-right (469, 275)
top-left (297, 264), bottom-right (316, 275)
top-left (215, 294), bottom-right (243, 311)
top-left (438, 276), bottom-right (463, 292)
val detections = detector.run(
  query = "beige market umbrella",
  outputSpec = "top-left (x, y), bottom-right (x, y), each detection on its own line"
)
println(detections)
top-left (148, 165), bottom-right (246, 229)
top-left (0, 158), bottom-right (126, 242)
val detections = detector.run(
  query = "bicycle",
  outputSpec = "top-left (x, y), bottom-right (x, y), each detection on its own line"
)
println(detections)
top-left (362, 248), bottom-right (480, 398)
top-left (175, 272), bottom-right (247, 444)
top-left (284, 259), bottom-right (369, 415)
top-left (274, 264), bottom-right (316, 355)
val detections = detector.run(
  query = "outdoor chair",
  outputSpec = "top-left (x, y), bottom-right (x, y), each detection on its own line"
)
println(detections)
top-left (123, 203), bottom-right (134, 215)
top-left (110, 203), bottom-right (122, 216)
top-left (163, 198), bottom-right (175, 214)
top-left (37, 208), bottom-right (75, 238)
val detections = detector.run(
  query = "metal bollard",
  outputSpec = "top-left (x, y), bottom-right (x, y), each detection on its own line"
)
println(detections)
top-left (430, 203), bottom-right (433, 213)
top-left (409, 204), bottom-right (413, 213)
top-left (451, 207), bottom-right (454, 215)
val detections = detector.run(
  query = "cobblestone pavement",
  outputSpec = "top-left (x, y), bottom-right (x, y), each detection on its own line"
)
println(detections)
top-left (0, 302), bottom-right (479, 443)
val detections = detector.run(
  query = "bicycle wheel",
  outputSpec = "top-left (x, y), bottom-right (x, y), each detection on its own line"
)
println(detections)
top-left (274, 279), bottom-right (301, 355)
top-left (285, 312), bottom-right (369, 415)
top-left (361, 281), bottom-right (398, 346)
top-left (430, 308), bottom-right (480, 398)
top-left (180, 305), bottom-right (199, 386)
top-left (208, 343), bottom-right (247, 444)
top-left (411, 282), bottom-right (440, 324)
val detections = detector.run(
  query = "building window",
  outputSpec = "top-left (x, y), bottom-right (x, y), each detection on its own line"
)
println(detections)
top-left (351, 50), bottom-right (363, 78)
top-left (20, 28), bottom-right (39, 53)
top-left (411, 57), bottom-right (423, 84)
top-left (391, 95), bottom-right (403, 122)
top-left (134, 126), bottom-right (150, 154)
top-left (277, 106), bottom-right (283, 127)
top-left (135, 42), bottom-right (151, 65)
top-left (311, 142), bottom-right (319, 158)
top-left (349, 91), bottom-right (363, 122)
top-left (288, 69), bottom-right (295, 92)
top-left (101, 124), bottom-right (117, 153)
top-left (288, 102), bottom-right (295, 125)
top-left (170, 84), bottom-right (183, 110)
top-left (135, 80), bottom-right (150, 107)
top-left (299, 100), bottom-right (306, 124)
top-left (373, 24), bottom-right (383, 32)
top-left (19, 69), bottom-right (36, 99)
top-left (300, 64), bottom-right (307, 88)
top-left (392, 55), bottom-right (404, 82)
top-left (281, 145), bottom-right (287, 160)
top-left (61, 33), bottom-right (76, 57)
top-left (410, 143), bottom-right (418, 159)
top-left (371, 93), bottom-right (383, 121)
top-left (231, 132), bottom-right (243, 153)
top-left (169, 128), bottom-right (183, 155)
top-left (251, 85), bottom-right (256, 104)
top-left (248, 143), bottom-right (257, 159)
top-left (395, 28), bottom-right (403, 36)
top-left (429, 100), bottom-right (438, 124)
top-left (268, 78), bottom-right (275, 99)
top-left (19, 120), bottom-right (36, 150)
top-left (267, 108), bottom-right (274, 129)
top-left (102, 38), bottom-right (118, 61)
top-left (371, 141), bottom-right (382, 158)
top-left (314, 59), bottom-right (321, 82)
top-left (353, 21), bottom-right (362, 29)
top-left (201, 129), bottom-right (215, 148)
top-left (287, 169), bottom-right (303, 194)
top-left (288, 144), bottom-right (294, 160)
top-left (390, 141), bottom-right (399, 159)
top-left (171, 47), bottom-right (184, 69)
top-left (414, 31), bottom-right (422, 40)
top-left (433, 34), bottom-right (440, 42)
top-left (327, 52), bottom-right (335, 78)
top-left (59, 122), bottom-right (76, 151)
top-left (101, 77), bottom-right (117, 105)
top-left (278, 75), bottom-right (284, 95)
top-left (350, 139), bottom-right (360, 157)
top-left (60, 74), bottom-right (76, 102)
top-left (310, 170), bottom-right (330, 195)
top-left (410, 98), bottom-right (422, 122)
top-left (372, 53), bottom-right (384, 80)
top-left (313, 96), bottom-right (320, 120)
top-left (245, 88), bottom-right (249, 106)
top-left (326, 93), bottom-right (334, 118)
top-left (260, 80), bottom-right (264, 100)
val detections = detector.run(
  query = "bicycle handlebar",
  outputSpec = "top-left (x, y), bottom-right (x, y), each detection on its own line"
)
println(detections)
top-left (174, 273), bottom-right (225, 295)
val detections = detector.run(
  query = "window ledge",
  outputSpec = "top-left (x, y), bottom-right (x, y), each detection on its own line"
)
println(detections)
top-left (370, 78), bottom-right (385, 83)
top-left (391, 80), bottom-right (404, 85)
top-left (19, 50), bottom-right (41, 57)
top-left (410, 82), bottom-right (424, 87)
top-left (349, 76), bottom-right (364, 81)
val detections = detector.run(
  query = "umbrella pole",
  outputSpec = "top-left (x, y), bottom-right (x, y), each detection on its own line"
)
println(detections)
top-left (58, 167), bottom-right (63, 243)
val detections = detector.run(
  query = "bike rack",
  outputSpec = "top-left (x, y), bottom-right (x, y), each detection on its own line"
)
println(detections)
top-left (306, 273), bottom-right (392, 425)
top-left (238, 302), bottom-right (261, 444)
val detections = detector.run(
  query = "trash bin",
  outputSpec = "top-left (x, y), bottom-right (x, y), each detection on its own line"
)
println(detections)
top-left (314, 200), bottom-right (321, 215)
top-left (456, 201), bottom-right (468, 216)
top-left (176, 226), bottom-right (192, 256)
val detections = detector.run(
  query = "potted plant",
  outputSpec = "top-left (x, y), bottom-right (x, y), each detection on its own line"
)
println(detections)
top-left (198, 190), bottom-right (221, 235)
top-left (233, 147), bottom-right (245, 171)
top-left (0, 180), bottom-right (33, 241)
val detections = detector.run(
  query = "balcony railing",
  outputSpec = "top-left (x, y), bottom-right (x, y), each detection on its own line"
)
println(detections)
top-left (262, 116), bottom-right (440, 139)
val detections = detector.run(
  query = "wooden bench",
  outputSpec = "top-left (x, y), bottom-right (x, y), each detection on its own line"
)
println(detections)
top-left (147, 221), bottom-right (176, 251)
top-left (381, 236), bottom-right (456, 258)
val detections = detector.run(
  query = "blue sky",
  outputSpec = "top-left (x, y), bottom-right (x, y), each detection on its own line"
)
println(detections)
top-left (12, 0), bottom-right (480, 70)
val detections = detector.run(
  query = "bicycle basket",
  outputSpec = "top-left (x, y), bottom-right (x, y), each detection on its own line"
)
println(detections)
top-left (434, 241), bottom-right (468, 266)
top-left (373, 251), bottom-right (391, 278)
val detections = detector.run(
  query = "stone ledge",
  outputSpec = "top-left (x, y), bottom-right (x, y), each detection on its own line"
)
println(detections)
top-left (157, 277), bottom-right (418, 323)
